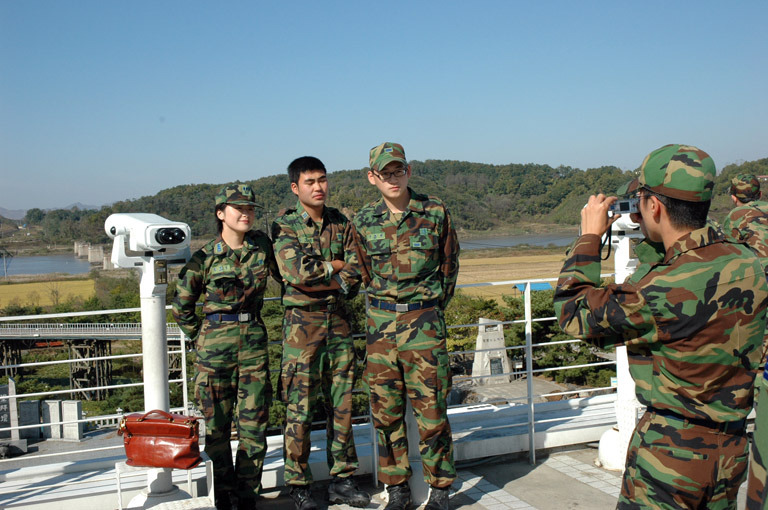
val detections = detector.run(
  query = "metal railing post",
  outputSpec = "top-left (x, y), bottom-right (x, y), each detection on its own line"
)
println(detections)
top-left (180, 332), bottom-right (189, 414)
top-left (364, 293), bottom-right (379, 487)
top-left (524, 282), bottom-right (536, 465)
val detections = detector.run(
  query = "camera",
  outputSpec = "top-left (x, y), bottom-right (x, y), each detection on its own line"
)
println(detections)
top-left (609, 197), bottom-right (639, 215)
top-left (105, 213), bottom-right (191, 269)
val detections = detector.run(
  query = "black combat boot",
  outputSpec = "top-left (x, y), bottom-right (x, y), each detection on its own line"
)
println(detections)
top-left (289, 485), bottom-right (319, 510)
top-left (383, 483), bottom-right (412, 510)
top-left (424, 486), bottom-right (450, 510)
top-left (214, 489), bottom-right (235, 510)
top-left (327, 475), bottom-right (371, 507)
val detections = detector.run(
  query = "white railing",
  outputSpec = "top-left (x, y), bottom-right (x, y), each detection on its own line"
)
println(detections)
top-left (0, 278), bottom-right (617, 468)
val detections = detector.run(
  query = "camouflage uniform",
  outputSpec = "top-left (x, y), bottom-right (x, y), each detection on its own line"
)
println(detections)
top-left (727, 175), bottom-right (768, 509)
top-left (172, 185), bottom-right (280, 504)
top-left (723, 174), bottom-right (768, 268)
top-left (748, 369), bottom-right (768, 509)
top-left (350, 143), bottom-right (460, 488)
top-left (271, 201), bottom-right (361, 486)
top-left (554, 145), bottom-right (768, 509)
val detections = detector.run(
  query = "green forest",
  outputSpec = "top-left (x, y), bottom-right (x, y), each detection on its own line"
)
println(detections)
top-left (12, 156), bottom-right (768, 244)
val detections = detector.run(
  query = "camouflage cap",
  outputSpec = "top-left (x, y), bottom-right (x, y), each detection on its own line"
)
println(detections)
top-left (616, 179), bottom-right (640, 198)
top-left (637, 144), bottom-right (715, 202)
top-left (730, 174), bottom-right (761, 202)
top-left (369, 142), bottom-right (407, 173)
top-left (215, 184), bottom-right (258, 207)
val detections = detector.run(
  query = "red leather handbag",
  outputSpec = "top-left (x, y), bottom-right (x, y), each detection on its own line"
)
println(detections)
top-left (118, 409), bottom-right (202, 469)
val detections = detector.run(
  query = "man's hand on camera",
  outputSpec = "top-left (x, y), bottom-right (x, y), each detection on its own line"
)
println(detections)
top-left (581, 194), bottom-right (620, 237)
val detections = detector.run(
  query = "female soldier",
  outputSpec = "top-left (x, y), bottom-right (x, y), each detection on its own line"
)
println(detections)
top-left (172, 184), bottom-right (280, 510)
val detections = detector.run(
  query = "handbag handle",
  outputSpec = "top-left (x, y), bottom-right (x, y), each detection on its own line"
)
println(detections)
top-left (138, 409), bottom-right (174, 422)
top-left (136, 409), bottom-right (200, 423)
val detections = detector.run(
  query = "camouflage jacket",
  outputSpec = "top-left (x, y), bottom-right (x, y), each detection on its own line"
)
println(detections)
top-left (171, 230), bottom-right (280, 340)
top-left (271, 201), bottom-right (360, 308)
top-left (350, 188), bottom-right (459, 309)
top-left (723, 201), bottom-right (768, 264)
top-left (554, 225), bottom-right (768, 422)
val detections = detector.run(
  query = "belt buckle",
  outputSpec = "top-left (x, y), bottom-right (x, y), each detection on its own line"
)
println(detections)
top-left (395, 303), bottom-right (409, 313)
top-left (237, 313), bottom-right (250, 322)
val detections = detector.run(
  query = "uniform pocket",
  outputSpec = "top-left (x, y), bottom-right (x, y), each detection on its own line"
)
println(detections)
top-left (647, 443), bottom-right (708, 461)
top-left (280, 362), bottom-right (297, 404)
top-left (407, 233), bottom-right (439, 275)
top-left (206, 273), bottom-right (237, 303)
top-left (367, 235), bottom-right (393, 275)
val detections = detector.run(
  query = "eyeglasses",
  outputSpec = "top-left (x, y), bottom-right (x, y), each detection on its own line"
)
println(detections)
top-left (373, 167), bottom-right (407, 181)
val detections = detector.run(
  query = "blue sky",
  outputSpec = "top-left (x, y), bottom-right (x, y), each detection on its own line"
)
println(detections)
top-left (1, 1), bottom-right (766, 211)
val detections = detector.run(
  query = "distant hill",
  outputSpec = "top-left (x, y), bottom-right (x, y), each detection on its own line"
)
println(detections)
top-left (1, 202), bottom-right (102, 221)
top-left (13, 156), bottom-right (768, 245)
top-left (0, 207), bottom-right (26, 220)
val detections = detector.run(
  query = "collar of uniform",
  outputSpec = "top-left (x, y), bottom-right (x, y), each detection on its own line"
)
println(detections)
top-left (212, 233), bottom-right (256, 256)
top-left (664, 225), bottom-right (723, 263)
top-left (212, 236), bottom-right (230, 256)
top-left (371, 187), bottom-right (423, 217)
top-left (295, 200), bottom-right (325, 226)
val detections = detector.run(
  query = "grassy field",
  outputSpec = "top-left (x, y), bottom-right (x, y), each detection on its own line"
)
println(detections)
top-left (457, 251), bottom-right (566, 302)
top-left (0, 279), bottom-right (96, 308)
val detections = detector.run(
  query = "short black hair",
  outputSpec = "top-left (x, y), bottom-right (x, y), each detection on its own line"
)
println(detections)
top-left (287, 156), bottom-right (326, 184)
top-left (643, 188), bottom-right (709, 230)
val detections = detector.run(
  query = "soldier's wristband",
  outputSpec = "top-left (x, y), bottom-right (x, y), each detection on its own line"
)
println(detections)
top-left (333, 273), bottom-right (349, 295)
top-left (323, 261), bottom-right (334, 281)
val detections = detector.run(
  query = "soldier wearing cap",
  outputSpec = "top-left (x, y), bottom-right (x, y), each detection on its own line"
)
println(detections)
top-left (172, 183), bottom-right (280, 510)
top-left (554, 145), bottom-right (768, 509)
top-left (350, 142), bottom-right (459, 510)
top-left (723, 174), bottom-right (768, 271)
top-left (270, 157), bottom-right (370, 510)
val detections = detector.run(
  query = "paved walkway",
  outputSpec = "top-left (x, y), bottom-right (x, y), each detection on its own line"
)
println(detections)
top-left (255, 447), bottom-right (623, 510)
top-left (255, 446), bottom-right (748, 510)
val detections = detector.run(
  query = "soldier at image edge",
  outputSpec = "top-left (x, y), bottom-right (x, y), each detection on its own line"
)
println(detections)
top-left (270, 156), bottom-right (370, 510)
top-left (553, 144), bottom-right (768, 509)
top-left (722, 173), bottom-right (768, 271)
top-left (172, 183), bottom-right (281, 510)
top-left (349, 142), bottom-right (459, 510)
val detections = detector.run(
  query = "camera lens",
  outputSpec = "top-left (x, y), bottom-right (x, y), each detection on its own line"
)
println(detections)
top-left (155, 227), bottom-right (186, 245)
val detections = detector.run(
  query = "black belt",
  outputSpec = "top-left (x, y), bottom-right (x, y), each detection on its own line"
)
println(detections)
top-left (205, 313), bottom-right (254, 323)
top-left (648, 407), bottom-right (746, 435)
top-left (369, 298), bottom-right (439, 313)
top-left (291, 302), bottom-right (339, 313)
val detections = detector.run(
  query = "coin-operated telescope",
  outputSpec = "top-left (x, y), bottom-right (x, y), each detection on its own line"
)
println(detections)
top-left (105, 213), bottom-right (192, 506)
top-left (598, 207), bottom-right (646, 471)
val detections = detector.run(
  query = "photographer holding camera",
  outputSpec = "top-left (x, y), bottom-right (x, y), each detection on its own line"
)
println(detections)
top-left (172, 184), bottom-right (280, 510)
top-left (554, 145), bottom-right (768, 509)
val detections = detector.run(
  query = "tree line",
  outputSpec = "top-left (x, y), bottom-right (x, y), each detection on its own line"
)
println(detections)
top-left (17, 156), bottom-right (768, 243)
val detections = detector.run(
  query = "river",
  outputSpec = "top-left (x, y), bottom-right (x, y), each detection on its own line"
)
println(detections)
top-left (2, 232), bottom-right (576, 277)
top-left (1, 254), bottom-right (94, 277)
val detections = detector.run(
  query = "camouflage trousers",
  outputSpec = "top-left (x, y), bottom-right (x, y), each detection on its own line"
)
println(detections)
top-left (617, 410), bottom-right (749, 510)
top-left (280, 306), bottom-right (359, 485)
top-left (747, 374), bottom-right (768, 509)
top-left (195, 320), bottom-right (271, 502)
top-left (365, 306), bottom-right (455, 488)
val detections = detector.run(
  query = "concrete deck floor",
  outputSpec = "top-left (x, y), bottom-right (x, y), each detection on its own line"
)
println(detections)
top-left (254, 446), bottom-right (748, 510)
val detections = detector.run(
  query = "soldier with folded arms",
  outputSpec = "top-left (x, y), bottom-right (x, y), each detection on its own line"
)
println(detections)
top-left (271, 156), bottom-right (370, 510)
